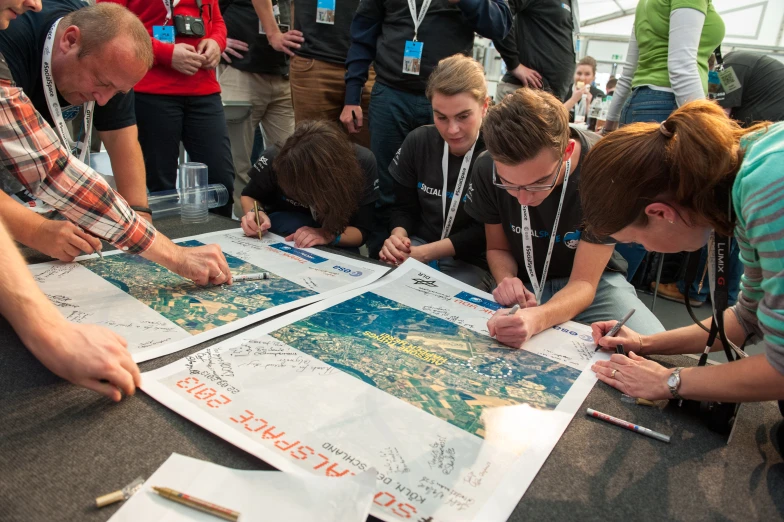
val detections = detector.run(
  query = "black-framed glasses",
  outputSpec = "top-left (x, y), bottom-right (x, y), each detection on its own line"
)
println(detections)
top-left (492, 155), bottom-right (564, 193)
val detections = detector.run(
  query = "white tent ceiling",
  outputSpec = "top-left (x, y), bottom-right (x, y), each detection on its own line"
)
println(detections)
top-left (579, 0), bottom-right (784, 53)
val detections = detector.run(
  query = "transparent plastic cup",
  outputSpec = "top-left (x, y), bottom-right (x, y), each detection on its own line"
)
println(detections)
top-left (178, 162), bottom-right (209, 224)
top-left (148, 184), bottom-right (229, 218)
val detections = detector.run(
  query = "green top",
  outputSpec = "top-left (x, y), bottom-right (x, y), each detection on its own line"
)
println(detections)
top-left (732, 122), bottom-right (784, 374)
top-left (632, 0), bottom-right (725, 93)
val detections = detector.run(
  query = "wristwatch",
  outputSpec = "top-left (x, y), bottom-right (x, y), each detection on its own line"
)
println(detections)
top-left (667, 367), bottom-right (684, 400)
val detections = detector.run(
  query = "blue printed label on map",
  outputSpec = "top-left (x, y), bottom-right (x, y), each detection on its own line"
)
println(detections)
top-left (454, 292), bottom-right (501, 311)
top-left (552, 325), bottom-right (593, 342)
top-left (268, 243), bottom-right (328, 264)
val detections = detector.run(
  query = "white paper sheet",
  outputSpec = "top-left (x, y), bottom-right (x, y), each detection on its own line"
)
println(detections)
top-left (142, 259), bottom-right (610, 521)
top-left (109, 453), bottom-right (375, 522)
top-left (29, 230), bottom-right (389, 362)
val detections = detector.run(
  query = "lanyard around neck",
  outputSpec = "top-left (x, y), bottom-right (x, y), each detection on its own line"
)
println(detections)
top-left (519, 159), bottom-right (571, 305)
top-left (407, 0), bottom-right (432, 41)
top-left (42, 18), bottom-right (94, 164)
top-left (440, 138), bottom-right (478, 240)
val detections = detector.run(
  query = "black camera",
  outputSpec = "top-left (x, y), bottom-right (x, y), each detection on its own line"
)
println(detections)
top-left (174, 15), bottom-right (205, 38)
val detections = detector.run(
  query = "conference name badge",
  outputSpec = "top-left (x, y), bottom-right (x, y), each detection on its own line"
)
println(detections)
top-left (718, 66), bottom-right (741, 94)
top-left (153, 25), bottom-right (175, 44)
top-left (403, 40), bottom-right (423, 75)
top-left (317, 0), bottom-right (336, 24)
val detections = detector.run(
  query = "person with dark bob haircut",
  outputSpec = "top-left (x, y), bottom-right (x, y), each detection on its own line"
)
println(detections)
top-left (240, 120), bottom-right (379, 249)
top-left (581, 99), bottom-right (784, 405)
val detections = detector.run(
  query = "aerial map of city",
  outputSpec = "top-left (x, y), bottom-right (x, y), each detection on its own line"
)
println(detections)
top-left (80, 240), bottom-right (315, 334)
top-left (270, 292), bottom-right (581, 438)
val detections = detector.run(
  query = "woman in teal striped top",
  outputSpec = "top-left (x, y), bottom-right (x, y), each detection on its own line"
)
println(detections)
top-left (577, 100), bottom-right (784, 403)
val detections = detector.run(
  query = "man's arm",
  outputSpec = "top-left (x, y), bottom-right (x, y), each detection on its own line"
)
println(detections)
top-left (252, 0), bottom-right (305, 57)
top-left (0, 78), bottom-right (156, 253)
top-left (99, 125), bottom-right (151, 221)
top-left (0, 191), bottom-right (102, 261)
top-left (340, 5), bottom-right (384, 131)
top-left (486, 223), bottom-right (518, 282)
top-left (0, 216), bottom-right (140, 401)
top-left (454, 0), bottom-right (512, 40)
top-left (489, 0), bottom-right (542, 89)
top-left (489, 239), bottom-right (610, 348)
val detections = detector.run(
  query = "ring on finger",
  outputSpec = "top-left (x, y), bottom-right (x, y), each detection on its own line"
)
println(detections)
top-left (611, 369), bottom-right (618, 379)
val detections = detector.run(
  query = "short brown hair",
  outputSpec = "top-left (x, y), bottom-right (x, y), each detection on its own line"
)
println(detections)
top-left (580, 100), bottom-right (770, 237)
top-left (274, 121), bottom-right (364, 236)
top-left (577, 56), bottom-right (597, 75)
top-left (426, 54), bottom-right (487, 103)
top-left (605, 77), bottom-right (617, 91)
top-left (63, 3), bottom-right (153, 69)
top-left (481, 88), bottom-right (570, 165)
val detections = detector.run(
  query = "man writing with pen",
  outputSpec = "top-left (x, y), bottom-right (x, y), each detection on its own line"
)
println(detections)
top-left (464, 89), bottom-right (664, 349)
top-left (0, 1), bottom-right (233, 402)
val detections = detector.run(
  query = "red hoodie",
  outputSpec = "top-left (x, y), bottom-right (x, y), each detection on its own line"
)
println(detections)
top-left (99, 0), bottom-right (226, 96)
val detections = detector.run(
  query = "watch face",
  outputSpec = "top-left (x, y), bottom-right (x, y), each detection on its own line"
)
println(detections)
top-left (667, 371), bottom-right (679, 388)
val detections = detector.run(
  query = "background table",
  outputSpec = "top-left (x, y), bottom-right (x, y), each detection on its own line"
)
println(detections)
top-left (2, 215), bottom-right (784, 521)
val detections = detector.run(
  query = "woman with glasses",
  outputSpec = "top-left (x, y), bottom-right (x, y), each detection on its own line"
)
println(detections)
top-left (379, 55), bottom-right (493, 290)
top-left (464, 89), bottom-right (663, 349)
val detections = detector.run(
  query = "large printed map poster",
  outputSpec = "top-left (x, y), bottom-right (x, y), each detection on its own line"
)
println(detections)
top-left (143, 259), bottom-right (608, 521)
top-left (29, 230), bottom-right (388, 362)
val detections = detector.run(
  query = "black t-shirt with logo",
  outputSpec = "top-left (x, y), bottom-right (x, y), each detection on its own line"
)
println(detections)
top-left (242, 144), bottom-right (379, 240)
top-left (0, 0), bottom-right (135, 132)
top-left (388, 125), bottom-right (486, 265)
top-left (718, 51), bottom-right (784, 128)
top-left (465, 127), bottom-right (625, 283)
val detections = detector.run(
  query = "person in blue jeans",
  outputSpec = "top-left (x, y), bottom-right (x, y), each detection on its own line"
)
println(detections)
top-left (601, 0), bottom-right (725, 281)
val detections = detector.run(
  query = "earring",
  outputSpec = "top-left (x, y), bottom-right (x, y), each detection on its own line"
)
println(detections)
top-left (668, 220), bottom-right (674, 224)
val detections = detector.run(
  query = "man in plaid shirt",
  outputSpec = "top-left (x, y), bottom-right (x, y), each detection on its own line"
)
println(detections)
top-left (0, 1), bottom-right (233, 401)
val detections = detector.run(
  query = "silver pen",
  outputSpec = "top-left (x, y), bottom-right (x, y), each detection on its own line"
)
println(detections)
top-left (232, 272), bottom-right (270, 282)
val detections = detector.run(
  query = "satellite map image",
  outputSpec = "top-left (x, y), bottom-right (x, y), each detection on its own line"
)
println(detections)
top-left (81, 240), bottom-right (315, 334)
top-left (270, 292), bottom-right (581, 438)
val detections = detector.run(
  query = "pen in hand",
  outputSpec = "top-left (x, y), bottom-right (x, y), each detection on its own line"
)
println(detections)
top-left (351, 109), bottom-right (361, 130)
top-left (595, 308), bottom-right (636, 352)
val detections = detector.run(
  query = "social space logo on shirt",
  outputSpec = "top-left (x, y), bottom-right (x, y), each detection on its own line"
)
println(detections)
top-left (509, 224), bottom-right (581, 249)
top-left (418, 182), bottom-right (468, 202)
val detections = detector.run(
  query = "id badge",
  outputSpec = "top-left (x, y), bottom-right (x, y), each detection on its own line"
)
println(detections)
top-left (718, 66), bottom-right (742, 94)
top-left (317, 0), bottom-right (336, 24)
top-left (153, 25), bottom-right (175, 44)
top-left (708, 70), bottom-right (723, 100)
top-left (402, 41), bottom-right (423, 75)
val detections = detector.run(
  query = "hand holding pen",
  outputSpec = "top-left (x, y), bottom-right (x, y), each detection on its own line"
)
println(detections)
top-left (591, 309), bottom-right (641, 353)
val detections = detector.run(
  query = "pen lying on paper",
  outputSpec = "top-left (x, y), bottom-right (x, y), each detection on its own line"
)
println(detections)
top-left (153, 487), bottom-right (240, 521)
top-left (232, 272), bottom-right (270, 282)
top-left (595, 308), bottom-right (636, 352)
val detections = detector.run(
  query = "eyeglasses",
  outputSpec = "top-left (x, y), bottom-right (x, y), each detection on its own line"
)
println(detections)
top-left (492, 155), bottom-right (564, 193)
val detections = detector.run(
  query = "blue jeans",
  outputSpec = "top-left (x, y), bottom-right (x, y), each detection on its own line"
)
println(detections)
top-left (367, 82), bottom-right (433, 256)
top-left (617, 87), bottom-right (678, 281)
top-left (268, 212), bottom-right (359, 254)
top-left (530, 272), bottom-right (665, 335)
top-left (677, 241), bottom-right (743, 305)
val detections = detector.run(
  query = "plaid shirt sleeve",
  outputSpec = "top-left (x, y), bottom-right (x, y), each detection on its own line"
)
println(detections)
top-left (0, 78), bottom-right (157, 254)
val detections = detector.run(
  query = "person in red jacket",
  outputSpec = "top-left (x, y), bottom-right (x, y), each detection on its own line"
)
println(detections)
top-left (99, 0), bottom-right (235, 217)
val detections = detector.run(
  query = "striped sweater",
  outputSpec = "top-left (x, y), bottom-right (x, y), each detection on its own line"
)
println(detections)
top-left (733, 121), bottom-right (784, 374)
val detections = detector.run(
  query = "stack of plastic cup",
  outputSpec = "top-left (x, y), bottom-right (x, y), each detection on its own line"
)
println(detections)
top-left (178, 162), bottom-right (209, 224)
top-left (148, 184), bottom-right (229, 218)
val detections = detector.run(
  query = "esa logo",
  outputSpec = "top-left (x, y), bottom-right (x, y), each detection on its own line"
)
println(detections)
top-left (469, 297), bottom-right (482, 303)
top-left (333, 265), bottom-right (363, 277)
top-left (552, 325), bottom-right (594, 342)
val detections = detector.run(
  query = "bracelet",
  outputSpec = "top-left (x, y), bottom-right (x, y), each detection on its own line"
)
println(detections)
top-left (130, 205), bottom-right (153, 215)
top-left (637, 333), bottom-right (644, 355)
top-left (331, 234), bottom-right (342, 246)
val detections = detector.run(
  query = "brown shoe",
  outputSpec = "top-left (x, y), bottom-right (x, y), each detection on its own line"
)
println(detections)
top-left (650, 282), bottom-right (704, 307)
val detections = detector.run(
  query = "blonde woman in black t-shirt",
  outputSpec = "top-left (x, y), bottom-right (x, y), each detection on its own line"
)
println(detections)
top-left (380, 54), bottom-right (492, 291)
